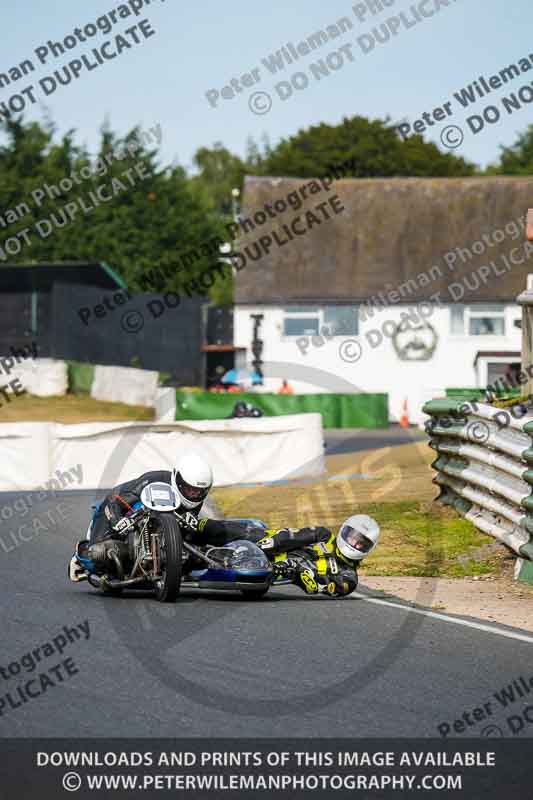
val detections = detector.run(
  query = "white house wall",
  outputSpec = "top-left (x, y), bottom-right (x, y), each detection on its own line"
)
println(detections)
top-left (234, 304), bottom-right (523, 425)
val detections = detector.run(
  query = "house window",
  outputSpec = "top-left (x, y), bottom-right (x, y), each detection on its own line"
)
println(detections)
top-left (323, 306), bottom-right (359, 336)
top-left (283, 306), bottom-right (359, 337)
top-left (282, 308), bottom-right (320, 336)
top-left (450, 305), bottom-right (505, 336)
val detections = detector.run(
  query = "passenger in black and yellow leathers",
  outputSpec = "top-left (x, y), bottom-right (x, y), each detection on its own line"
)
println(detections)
top-left (256, 515), bottom-right (380, 597)
top-left (196, 514), bottom-right (380, 597)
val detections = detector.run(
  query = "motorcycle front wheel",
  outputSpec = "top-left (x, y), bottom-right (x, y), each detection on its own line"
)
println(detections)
top-left (154, 514), bottom-right (183, 602)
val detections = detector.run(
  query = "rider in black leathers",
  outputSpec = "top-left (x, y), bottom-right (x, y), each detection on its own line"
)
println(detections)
top-left (69, 454), bottom-right (215, 582)
top-left (89, 470), bottom-right (213, 544)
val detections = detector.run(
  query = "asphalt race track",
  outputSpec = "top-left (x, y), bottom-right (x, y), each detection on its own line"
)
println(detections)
top-left (1, 489), bottom-right (533, 740)
top-left (324, 426), bottom-right (427, 455)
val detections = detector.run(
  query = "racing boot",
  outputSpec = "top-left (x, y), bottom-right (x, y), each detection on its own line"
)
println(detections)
top-left (68, 540), bottom-right (94, 582)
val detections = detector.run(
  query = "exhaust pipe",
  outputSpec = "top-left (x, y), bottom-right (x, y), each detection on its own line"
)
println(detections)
top-left (94, 575), bottom-right (153, 590)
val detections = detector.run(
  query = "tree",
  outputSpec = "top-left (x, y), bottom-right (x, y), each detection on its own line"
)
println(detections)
top-left (248, 116), bottom-right (476, 178)
top-left (190, 142), bottom-right (246, 215)
top-left (491, 125), bottom-right (533, 175)
top-left (0, 118), bottom-right (225, 296)
top-left (188, 142), bottom-right (249, 304)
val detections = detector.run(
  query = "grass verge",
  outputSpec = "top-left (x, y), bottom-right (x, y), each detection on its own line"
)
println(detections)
top-left (0, 394), bottom-right (154, 423)
top-left (211, 441), bottom-right (505, 579)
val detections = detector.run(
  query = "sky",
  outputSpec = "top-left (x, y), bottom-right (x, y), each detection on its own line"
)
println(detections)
top-left (1, 0), bottom-right (532, 174)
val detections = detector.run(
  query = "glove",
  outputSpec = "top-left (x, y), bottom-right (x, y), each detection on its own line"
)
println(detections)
top-left (272, 563), bottom-right (285, 579)
top-left (272, 557), bottom-right (300, 580)
top-left (258, 528), bottom-right (294, 551)
top-left (181, 512), bottom-right (198, 531)
top-left (257, 536), bottom-right (274, 551)
top-left (283, 557), bottom-right (302, 575)
top-left (272, 559), bottom-right (296, 578)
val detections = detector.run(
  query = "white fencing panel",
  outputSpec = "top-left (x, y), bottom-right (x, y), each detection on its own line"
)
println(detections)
top-left (5, 358), bottom-right (68, 397)
top-left (0, 414), bottom-right (324, 491)
top-left (0, 423), bottom-right (52, 491)
top-left (91, 366), bottom-right (159, 407)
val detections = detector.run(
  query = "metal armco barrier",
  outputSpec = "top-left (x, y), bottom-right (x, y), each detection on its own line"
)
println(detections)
top-left (423, 397), bottom-right (533, 561)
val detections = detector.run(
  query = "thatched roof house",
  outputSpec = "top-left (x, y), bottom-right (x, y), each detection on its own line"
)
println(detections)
top-left (235, 176), bottom-right (533, 306)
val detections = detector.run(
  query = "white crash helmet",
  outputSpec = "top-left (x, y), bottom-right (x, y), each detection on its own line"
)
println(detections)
top-left (336, 514), bottom-right (380, 562)
top-left (171, 453), bottom-right (213, 510)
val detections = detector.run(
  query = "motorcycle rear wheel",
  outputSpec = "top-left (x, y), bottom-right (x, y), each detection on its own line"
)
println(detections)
top-left (154, 514), bottom-right (183, 602)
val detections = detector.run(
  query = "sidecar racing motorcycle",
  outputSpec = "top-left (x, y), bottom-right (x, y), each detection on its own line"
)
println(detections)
top-left (72, 481), bottom-right (273, 603)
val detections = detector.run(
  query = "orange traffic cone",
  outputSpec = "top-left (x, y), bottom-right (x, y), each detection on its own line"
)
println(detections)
top-left (399, 398), bottom-right (409, 428)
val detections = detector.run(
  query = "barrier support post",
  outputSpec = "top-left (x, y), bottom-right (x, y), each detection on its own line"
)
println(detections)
top-left (512, 210), bottom-right (533, 584)
top-left (517, 212), bottom-right (533, 399)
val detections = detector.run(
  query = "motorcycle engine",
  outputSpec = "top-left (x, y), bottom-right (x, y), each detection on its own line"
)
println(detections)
top-left (89, 540), bottom-right (132, 575)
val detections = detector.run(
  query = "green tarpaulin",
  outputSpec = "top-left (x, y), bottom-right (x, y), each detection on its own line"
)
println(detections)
top-left (446, 387), bottom-right (520, 400)
top-left (67, 361), bottom-right (95, 394)
top-left (175, 391), bottom-right (388, 429)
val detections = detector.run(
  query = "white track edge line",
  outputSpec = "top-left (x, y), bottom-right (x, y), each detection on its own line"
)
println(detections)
top-left (353, 593), bottom-right (533, 645)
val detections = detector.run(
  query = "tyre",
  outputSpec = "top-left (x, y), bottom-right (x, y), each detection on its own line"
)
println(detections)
top-left (154, 514), bottom-right (183, 602)
top-left (240, 587), bottom-right (269, 600)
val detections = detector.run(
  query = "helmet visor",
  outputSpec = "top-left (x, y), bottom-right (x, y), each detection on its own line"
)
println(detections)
top-left (174, 471), bottom-right (209, 503)
top-left (340, 525), bottom-right (373, 554)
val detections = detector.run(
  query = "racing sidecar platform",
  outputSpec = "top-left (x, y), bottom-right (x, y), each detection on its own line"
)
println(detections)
top-left (182, 536), bottom-right (273, 599)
